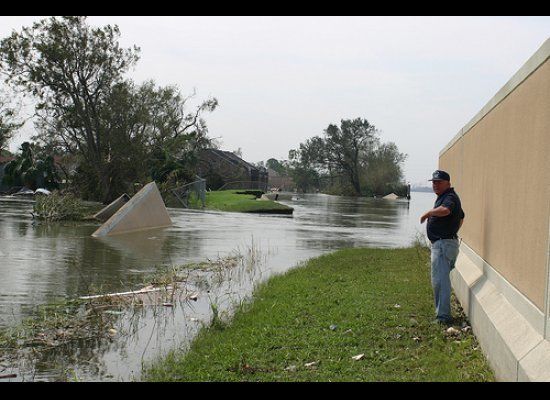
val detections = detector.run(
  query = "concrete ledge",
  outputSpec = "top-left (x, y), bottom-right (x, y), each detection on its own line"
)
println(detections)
top-left (519, 340), bottom-right (550, 381)
top-left (455, 243), bottom-right (545, 335)
top-left (450, 251), bottom-right (482, 314)
top-left (452, 243), bottom-right (548, 381)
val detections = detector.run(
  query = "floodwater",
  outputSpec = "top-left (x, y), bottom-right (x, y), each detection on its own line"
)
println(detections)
top-left (0, 191), bottom-right (435, 381)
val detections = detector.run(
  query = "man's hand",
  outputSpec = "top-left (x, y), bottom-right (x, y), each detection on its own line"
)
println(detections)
top-left (420, 211), bottom-right (431, 224)
top-left (421, 206), bottom-right (450, 224)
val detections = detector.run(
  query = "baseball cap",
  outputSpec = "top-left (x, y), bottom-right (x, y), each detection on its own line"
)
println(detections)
top-left (428, 170), bottom-right (450, 181)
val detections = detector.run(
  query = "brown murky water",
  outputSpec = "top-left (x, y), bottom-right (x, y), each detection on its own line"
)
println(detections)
top-left (0, 192), bottom-right (434, 381)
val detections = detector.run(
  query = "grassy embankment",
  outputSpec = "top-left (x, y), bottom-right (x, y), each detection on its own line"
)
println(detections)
top-left (144, 246), bottom-right (494, 382)
top-left (195, 190), bottom-right (293, 214)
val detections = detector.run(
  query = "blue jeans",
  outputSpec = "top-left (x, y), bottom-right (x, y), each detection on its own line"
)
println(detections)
top-left (430, 239), bottom-right (459, 322)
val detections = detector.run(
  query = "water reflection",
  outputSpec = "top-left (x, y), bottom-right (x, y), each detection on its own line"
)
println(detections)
top-left (0, 192), bottom-right (435, 381)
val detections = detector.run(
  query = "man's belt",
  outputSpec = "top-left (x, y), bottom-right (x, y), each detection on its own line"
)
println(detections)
top-left (430, 236), bottom-right (458, 244)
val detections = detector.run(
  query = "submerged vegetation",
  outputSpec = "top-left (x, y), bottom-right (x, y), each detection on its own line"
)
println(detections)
top-left (33, 192), bottom-right (102, 221)
top-left (0, 251), bottom-right (256, 381)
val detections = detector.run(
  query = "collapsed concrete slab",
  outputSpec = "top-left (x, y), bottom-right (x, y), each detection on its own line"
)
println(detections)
top-left (382, 192), bottom-right (399, 200)
top-left (92, 182), bottom-right (172, 237)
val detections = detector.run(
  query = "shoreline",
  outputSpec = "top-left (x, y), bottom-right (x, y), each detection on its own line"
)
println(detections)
top-left (144, 246), bottom-right (494, 382)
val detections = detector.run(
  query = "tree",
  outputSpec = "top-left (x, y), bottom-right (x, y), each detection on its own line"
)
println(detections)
top-left (266, 158), bottom-right (287, 175)
top-left (0, 17), bottom-right (218, 202)
top-left (290, 117), bottom-right (407, 196)
top-left (0, 16), bottom-right (140, 202)
top-left (362, 142), bottom-right (407, 195)
top-left (324, 118), bottom-right (378, 196)
top-left (0, 90), bottom-right (23, 151)
top-left (288, 142), bottom-right (321, 193)
top-left (2, 141), bottom-right (60, 190)
top-left (139, 81), bottom-right (218, 190)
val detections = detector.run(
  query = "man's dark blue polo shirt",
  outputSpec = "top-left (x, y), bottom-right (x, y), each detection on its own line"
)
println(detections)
top-left (426, 187), bottom-right (465, 243)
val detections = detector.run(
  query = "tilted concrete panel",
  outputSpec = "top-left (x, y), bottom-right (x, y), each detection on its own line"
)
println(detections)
top-left (92, 182), bottom-right (172, 237)
top-left (93, 193), bottom-right (131, 222)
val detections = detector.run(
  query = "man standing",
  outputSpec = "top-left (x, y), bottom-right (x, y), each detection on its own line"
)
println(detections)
top-left (420, 170), bottom-right (465, 325)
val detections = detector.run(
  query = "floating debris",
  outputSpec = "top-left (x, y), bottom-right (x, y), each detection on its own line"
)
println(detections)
top-left (103, 310), bottom-right (124, 315)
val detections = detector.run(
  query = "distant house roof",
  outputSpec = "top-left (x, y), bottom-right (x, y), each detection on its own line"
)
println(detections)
top-left (203, 149), bottom-right (265, 172)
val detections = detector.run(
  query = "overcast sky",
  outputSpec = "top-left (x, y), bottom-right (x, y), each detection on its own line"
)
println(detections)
top-left (1, 16), bottom-right (549, 185)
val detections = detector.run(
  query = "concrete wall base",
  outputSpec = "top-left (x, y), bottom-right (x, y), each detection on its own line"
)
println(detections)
top-left (451, 242), bottom-right (550, 381)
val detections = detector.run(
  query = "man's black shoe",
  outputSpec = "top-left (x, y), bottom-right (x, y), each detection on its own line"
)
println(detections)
top-left (431, 318), bottom-right (453, 327)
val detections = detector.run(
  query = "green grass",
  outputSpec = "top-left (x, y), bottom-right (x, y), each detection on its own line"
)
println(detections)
top-left (144, 246), bottom-right (494, 382)
top-left (198, 190), bottom-right (293, 214)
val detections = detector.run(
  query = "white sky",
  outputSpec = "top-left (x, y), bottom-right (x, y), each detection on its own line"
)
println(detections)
top-left (1, 16), bottom-right (549, 185)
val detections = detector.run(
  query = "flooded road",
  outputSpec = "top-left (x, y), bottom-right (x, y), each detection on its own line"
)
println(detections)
top-left (0, 192), bottom-right (435, 381)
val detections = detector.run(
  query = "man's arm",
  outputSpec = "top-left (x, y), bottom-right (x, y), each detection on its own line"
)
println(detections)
top-left (420, 206), bottom-right (451, 224)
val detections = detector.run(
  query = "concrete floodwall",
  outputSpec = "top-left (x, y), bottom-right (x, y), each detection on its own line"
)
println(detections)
top-left (439, 38), bottom-right (550, 381)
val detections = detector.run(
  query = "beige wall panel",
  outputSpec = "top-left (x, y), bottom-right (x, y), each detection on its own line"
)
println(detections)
top-left (441, 60), bottom-right (550, 310)
top-left (439, 141), bottom-right (463, 190)
top-left (456, 124), bottom-right (489, 257)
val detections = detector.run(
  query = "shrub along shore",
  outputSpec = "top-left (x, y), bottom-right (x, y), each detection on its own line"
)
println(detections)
top-left (144, 246), bottom-right (494, 382)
